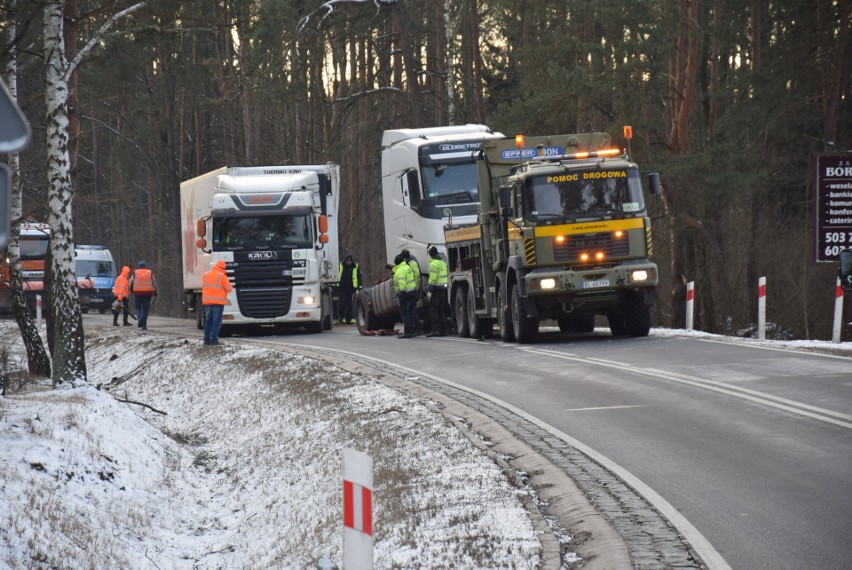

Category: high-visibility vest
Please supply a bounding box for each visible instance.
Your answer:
[393,262,417,293]
[429,258,448,287]
[202,267,233,305]
[339,262,360,288]
[112,273,130,300]
[132,268,155,294]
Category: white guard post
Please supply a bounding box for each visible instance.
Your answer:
[343,448,373,569]
[685,281,694,330]
[757,276,766,340]
[36,294,42,323]
[832,277,844,344]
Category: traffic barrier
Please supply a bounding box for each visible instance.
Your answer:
[832,277,844,344]
[757,277,766,340]
[343,448,373,569]
[685,281,694,330]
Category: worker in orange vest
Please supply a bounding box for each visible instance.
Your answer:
[111,265,132,327]
[202,259,233,346]
[129,260,157,330]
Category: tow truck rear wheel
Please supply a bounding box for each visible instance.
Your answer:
[498,285,515,342]
[466,287,483,339]
[322,291,333,330]
[511,283,539,343]
[454,286,470,338]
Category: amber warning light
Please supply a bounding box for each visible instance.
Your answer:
[515,134,525,148]
[623,125,633,140]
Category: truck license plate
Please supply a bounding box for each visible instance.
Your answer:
[581,279,610,289]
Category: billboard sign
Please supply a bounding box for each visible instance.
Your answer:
[815,153,852,263]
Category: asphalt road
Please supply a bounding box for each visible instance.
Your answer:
[91,314,852,569]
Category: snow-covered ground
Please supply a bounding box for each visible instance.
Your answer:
[1,321,850,569]
[0,324,542,568]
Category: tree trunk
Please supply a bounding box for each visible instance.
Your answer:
[3,2,51,378]
[43,0,87,385]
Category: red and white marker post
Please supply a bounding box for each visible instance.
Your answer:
[832,277,844,344]
[36,294,42,323]
[685,281,695,330]
[343,448,373,569]
[757,277,766,340]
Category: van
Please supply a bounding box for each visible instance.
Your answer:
[75,245,117,314]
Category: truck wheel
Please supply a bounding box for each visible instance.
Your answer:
[625,291,651,337]
[511,283,539,343]
[322,291,333,330]
[498,286,515,342]
[454,287,470,338]
[467,287,482,339]
[305,320,323,334]
[195,295,205,330]
[607,313,628,336]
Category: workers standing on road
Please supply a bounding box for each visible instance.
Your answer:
[338,254,362,325]
[401,249,423,334]
[202,260,233,346]
[393,253,419,338]
[426,247,449,337]
[129,260,157,330]
[111,265,132,327]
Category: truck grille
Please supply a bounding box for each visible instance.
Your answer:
[553,234,630,262]
[229,260,295,318]
[237,287,292,318]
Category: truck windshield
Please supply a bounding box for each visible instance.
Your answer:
[20,237,49,259]
[212,215,312,250]
[524,168,645,222]
[421,162,479,203]
[76,260,116,277]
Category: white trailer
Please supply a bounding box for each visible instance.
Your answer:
[355,125,503,332]
[180,164,340,334]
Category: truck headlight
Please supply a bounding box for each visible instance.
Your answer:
[540,278,557,290]
[298,295,316,305]
[631,270,649,282]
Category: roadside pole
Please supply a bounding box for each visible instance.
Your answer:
[757,277,766,340]
[832,278,843,343]
[685,281,694,330]
[343,448,373,569]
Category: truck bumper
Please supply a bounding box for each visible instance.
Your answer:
[523,260,658,298]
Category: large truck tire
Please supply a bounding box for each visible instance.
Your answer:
[498,285,515,342]
[626,291,652,337]
[511,283,539,343]
[305,320,323,334]
[454,286,470,338]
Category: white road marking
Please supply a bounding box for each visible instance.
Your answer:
[521,348,852,430]
[564,405,642,412]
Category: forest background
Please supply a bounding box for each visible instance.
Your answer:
[2,0,850,349]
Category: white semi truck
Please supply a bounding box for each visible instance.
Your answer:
[355,125,504,332]
[180,164,340,334]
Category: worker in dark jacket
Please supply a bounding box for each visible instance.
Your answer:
[338,254,362,325]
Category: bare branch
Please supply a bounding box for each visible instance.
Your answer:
[66,2,147,79]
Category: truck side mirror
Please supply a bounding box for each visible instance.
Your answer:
[648,172,661,196]
[196,218,206,238]
[840,249,852,292]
